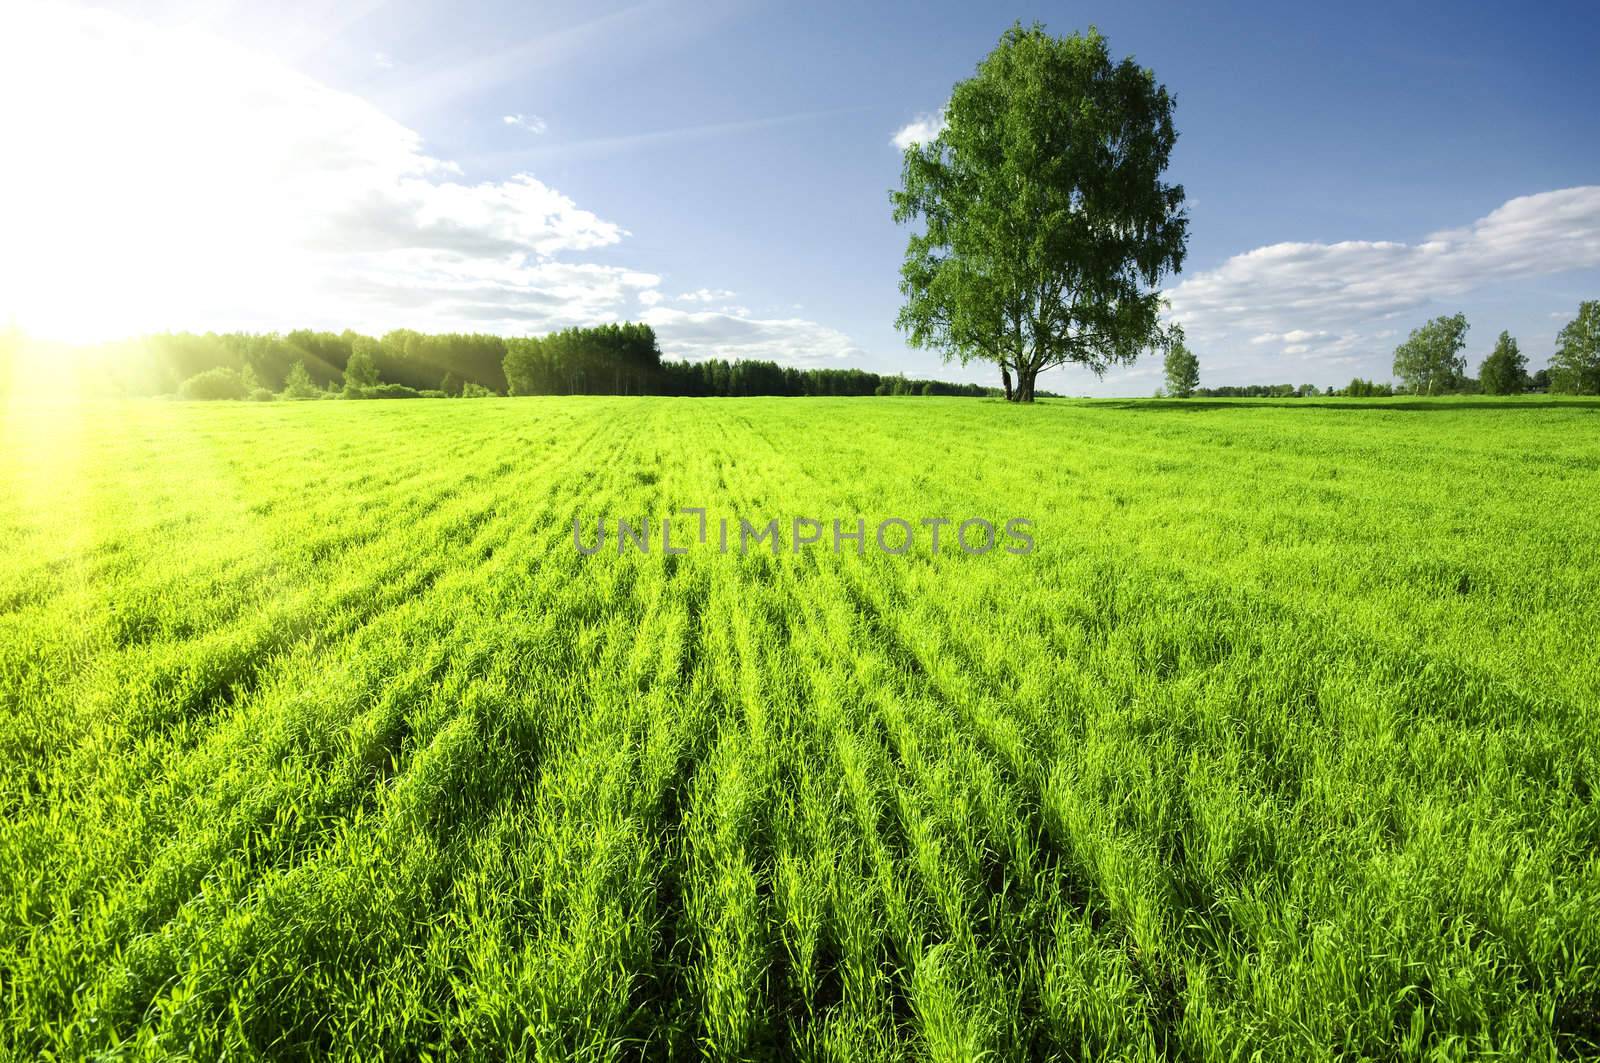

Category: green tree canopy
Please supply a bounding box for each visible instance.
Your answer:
[1478,331,1526,396]
[1549,300,1600,395]
[281,360,318,399]
[343,343,380,393]
[892,24,1188,402]
[1392,314,1468,396]
[1163,328,1199,398]
[177,367,247,401]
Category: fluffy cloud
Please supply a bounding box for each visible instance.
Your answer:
[891,110,946,151]
[641,307,863,365]
[674,288,738,303]
[0,2,859,369]
[502,113,547,134]
[1145,186,1600,385]
[0,5,641,339]
[1165,187,1600,373]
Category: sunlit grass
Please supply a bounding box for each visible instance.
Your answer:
[1,396,1597,1059]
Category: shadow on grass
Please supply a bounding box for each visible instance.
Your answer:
[1088,398,1600,413]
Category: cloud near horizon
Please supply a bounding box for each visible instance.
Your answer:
[639,307,862,365]
[0,3,861,369]
[1157,186,1600,382]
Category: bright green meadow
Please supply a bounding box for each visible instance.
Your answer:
[1,395,1598,1060]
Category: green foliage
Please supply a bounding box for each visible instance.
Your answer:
[892,24,1187,401]
[376,330,508,394]
[1549,300,1600,395]
[1342,377,1395,398]
[176,366,247,400]
[1392,313,1469,395]
[504,322,661,396]
[59,330,518,397]
[343,344,380,393]
[281,360,319,400]
[1163,330,1200,397]
[12,327,1003,401]
[1478,331,1527,395]
[1,397,1597,1059]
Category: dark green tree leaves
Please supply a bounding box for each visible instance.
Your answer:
[343,343,381,394]
[1163,331,1200,398]
[892,24,1188,402]
[1478,331,1526,395]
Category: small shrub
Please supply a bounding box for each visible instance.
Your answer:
[281,361,319,400]
[177,367,247,400]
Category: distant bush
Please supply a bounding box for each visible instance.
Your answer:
[247,387,275,402]
[177,367,247,400]
[460,382,494,398]
[280,360,319,400]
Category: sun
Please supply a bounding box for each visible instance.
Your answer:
[0,4,301,344]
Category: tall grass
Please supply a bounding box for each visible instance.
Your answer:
[1,395,1597,1059]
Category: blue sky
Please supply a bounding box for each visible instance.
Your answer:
[2,0,1597,394]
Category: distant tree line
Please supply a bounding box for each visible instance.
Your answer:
[1386,304,1599,396]
[72,328,510,398]
[500,325,998,397]
[1151,301,1598,400]
[13,299,1593,402]
[1188,383,1328,398]
[17,324,1003,401]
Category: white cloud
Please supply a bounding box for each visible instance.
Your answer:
[891,110,945,151]
[642,307,863,366]
[4,3,864,356]
[0,5,649,339]
[502,112,547,135]
[1161,186,1600,380]
[674,288,737,303]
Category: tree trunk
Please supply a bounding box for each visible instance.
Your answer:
[1015,366,1038,403]
[1001,365,1014,402]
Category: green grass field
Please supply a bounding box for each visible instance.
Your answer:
[2,395,1598,1060]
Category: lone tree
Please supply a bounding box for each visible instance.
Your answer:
[343,344,380,394]
[1163,327,1199,397]
[1392,313,1468,395]
[1549,300,1600,395]
[1478,331,1526,395]
[892,24,1188,402]
[281,360,319,399]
